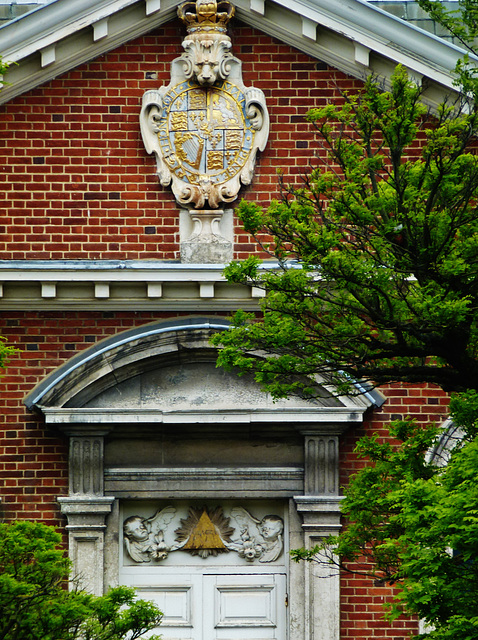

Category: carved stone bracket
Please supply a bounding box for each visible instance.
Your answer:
[180,208,233,263]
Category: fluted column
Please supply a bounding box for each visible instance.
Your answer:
[58,435,113,595]
[294,430,344,640]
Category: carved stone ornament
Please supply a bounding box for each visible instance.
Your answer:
[139,0,269,210]
[175,506,235,558]
[123,505,284,563]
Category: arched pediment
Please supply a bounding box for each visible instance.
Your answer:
[25,317,379,431]
[427,419,465,467]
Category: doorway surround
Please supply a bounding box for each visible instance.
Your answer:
[25,317,378,640]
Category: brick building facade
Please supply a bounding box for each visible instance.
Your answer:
[0,0,464,638]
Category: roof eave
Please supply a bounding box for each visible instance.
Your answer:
[0,0,473,106]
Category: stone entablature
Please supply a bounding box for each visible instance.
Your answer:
[0,260,265,310]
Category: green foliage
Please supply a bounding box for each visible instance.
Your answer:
[417,0,478,57]
[213,46,478,639]
[213,66,478,397]
[0,55,10,84]
[291,394,478,640]
[0,336,17,372]
[0,521,162,640]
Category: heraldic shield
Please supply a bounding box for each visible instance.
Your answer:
[140,0,269,210]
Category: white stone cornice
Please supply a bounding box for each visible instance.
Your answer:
[0,0,473,106]
[0,260,261,310]
[40,405,366,425]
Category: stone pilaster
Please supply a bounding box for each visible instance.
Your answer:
[294,431,344,640]
[304,433,339,496]
[59,435,113,595]
[70,435,104,496]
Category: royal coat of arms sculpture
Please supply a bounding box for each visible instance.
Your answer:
[140,0,269,222]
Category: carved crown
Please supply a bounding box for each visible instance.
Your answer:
[178,0,235,34]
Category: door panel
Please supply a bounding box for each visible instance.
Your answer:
[136,584,194,629]
[134,573,286,640]
[120,501,288,640]
[206,574,286,640]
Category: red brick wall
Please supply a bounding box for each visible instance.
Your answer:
[339,384,450,638]
[0,19,446,639]
[0,310,193,526]
[0,20,362,261]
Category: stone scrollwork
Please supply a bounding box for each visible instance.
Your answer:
[123,505,284,564]
[139,0,269,211]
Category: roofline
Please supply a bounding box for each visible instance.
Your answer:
[0,0,473,105]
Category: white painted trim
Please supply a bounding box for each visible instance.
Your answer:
[302,16,317,41]
[0,0,473,106]
[40,43,55,66]
[93,17,109,41]
[145,0,161,14]
[0,0,138,63]
[250,0,264,15]
[0,261,231,282]
[0,261,261,310]
[354,42,370,67]
[41,406,366,423]
[41,282,57,298]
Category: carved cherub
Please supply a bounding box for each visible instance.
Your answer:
[230,507,284,562]
[123,506,176,563]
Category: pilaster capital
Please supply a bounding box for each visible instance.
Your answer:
[58,496,115,530]
[293,495,343,537]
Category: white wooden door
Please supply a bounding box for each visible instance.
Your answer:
[134,572,287,640]
[204,573,287,640]
[120,501,288,640]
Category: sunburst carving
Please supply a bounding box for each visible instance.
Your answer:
[175,506,235,558]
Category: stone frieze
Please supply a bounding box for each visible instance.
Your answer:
[123,505,284,563]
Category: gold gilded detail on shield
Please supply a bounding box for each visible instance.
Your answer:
[225,129,242,149]
[207,150,224,171]
[170,111,188,131]
[189,90,207,110]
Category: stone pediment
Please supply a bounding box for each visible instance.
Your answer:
[0,0,474,109]
[25,318,379,430]
[83,360,342,410]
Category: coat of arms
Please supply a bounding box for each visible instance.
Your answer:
[140,0,269,210]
